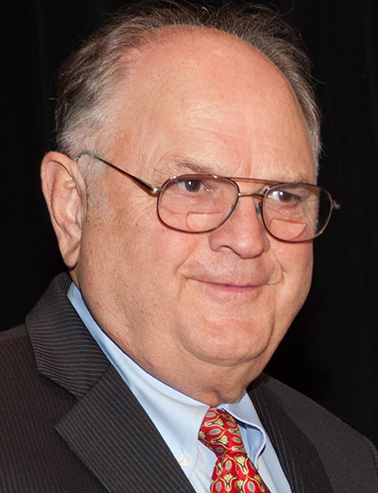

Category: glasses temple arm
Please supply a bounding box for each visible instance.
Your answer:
[78,150,160,196]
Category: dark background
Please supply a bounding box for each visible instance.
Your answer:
[2,1,377,446]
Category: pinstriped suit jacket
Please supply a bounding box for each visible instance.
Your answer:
[1,273,377,492]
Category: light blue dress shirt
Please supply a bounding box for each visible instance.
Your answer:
[68,283,291,492]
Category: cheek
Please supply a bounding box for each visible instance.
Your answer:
[108,191,201,282]
[277,242,313,306]
[145,224,202,274]
[275,239,313,272]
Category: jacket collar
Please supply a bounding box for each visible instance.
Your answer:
[249,374,333,492]
[26,273,195,493]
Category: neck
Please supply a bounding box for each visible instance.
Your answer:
[137,355,266,406]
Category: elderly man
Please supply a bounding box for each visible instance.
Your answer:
[1,2,377,492]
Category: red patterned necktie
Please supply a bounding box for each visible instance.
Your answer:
[199,407,271,493]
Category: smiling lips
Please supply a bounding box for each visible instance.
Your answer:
[200,280,261,290]
[192,268,280,290]
[193,277,272,298]
[187,259,282,296]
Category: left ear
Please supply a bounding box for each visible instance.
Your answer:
[41,151,87,268]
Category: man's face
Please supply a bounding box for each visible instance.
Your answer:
[73,28,315,402]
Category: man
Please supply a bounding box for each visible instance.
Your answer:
[1,1,377,492]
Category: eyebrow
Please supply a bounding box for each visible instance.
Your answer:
[164,157,217,176]
[155,157,314,184]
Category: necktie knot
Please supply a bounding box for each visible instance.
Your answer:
[199,408,246,458]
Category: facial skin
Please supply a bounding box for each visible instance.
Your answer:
[42,27,315,405]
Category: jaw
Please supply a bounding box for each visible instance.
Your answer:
[124,315,282,406]
[148,349,272,406]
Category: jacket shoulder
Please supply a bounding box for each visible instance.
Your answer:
[0,293,106,491]
[250,374,378,488]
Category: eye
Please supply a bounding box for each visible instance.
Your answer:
[176,177,212,194]
[269,189,300,204]
[182,179,205,193]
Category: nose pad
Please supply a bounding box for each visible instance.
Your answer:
[254,200,262,215]
[231,192,264,226]
[238,192,263,220]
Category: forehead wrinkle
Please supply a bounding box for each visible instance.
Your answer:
[171,157,217,175]
[151,157,218,182]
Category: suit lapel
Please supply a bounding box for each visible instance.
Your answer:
[249,375,333,493]
[56,366,195,493]
[27,274,195,493]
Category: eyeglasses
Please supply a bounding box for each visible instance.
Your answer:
[78,150,339,243]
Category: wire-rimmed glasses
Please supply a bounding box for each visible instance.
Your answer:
[78,150,339,243]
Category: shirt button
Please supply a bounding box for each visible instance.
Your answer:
[178,454,192,468]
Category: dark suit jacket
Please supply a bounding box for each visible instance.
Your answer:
[1,273,377,492]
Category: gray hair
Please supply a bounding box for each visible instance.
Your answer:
[55,1,321,165]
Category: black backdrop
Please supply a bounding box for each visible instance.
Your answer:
[2,1,378,446]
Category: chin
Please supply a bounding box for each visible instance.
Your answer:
[193,341,270,370]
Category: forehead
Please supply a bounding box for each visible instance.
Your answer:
[110,26,315,182]
[122,26,291,112]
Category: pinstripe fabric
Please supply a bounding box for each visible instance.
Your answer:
[0,324,106,492]
[26,273,110,400]
[56,366,194,492]
[249,375,378,491]
[1,273,378,492]
[249,378,328,492]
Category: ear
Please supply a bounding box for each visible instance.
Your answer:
[41,151,87,268]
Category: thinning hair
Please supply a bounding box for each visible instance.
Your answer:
[55,0,321,166]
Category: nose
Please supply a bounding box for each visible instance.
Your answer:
[208,195,270,258]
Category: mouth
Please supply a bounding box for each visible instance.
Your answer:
[199,279,258,289]
[194,279,264,298]
[186,263,281,299]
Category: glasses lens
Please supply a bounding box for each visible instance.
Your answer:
[262,183,332,242]
[157,175,238,232]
